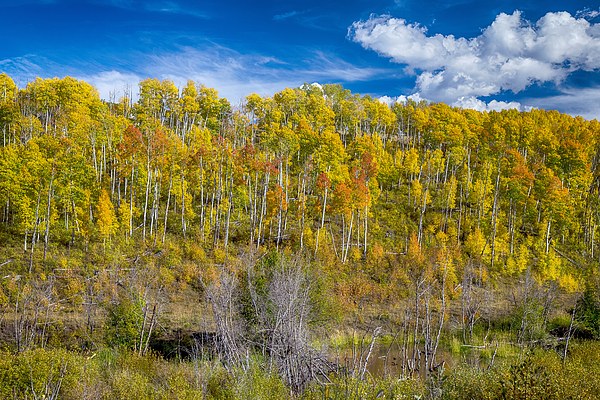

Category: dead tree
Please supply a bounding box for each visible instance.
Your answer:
[199,265,247,371]
[246,254,335,393]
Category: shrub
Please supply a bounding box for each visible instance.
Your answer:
[104,298,144,349]
[0,348,89,400]
[442,344,600,399]
[574,284,600,338]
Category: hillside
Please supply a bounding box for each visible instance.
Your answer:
[1,73,600,398]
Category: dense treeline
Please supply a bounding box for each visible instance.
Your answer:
[1,72,600,398]
[1,73,599,278]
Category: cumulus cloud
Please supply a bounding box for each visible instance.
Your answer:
[379,93,530,114]
[451,96,531,113]
[378,93,429,106]
[349,11,600,106]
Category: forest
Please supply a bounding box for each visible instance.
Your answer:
[1,72,600,398]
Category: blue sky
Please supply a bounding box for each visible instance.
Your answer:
[2,0,600,119]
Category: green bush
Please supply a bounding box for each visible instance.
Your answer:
[303,375,424,400]
[511,297,547,342]
[0,348,90,400]
[104,298,143,349]
[206,369,236,400]
[442,343,600,399]
[574,284,600,338]
[110,368,155,400]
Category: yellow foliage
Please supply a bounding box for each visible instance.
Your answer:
[118,201,134,233]
[349,246,362,262]
[558,273,579,293]
[443,176,457,209]
[179,262,197,283]
[159,267,176,286]
[403,147,420,176]
[96,189,118,240]
[371,242,384,264]
[534,250,563,283]
[214,247,226,264]
[435,230,448,248]
[465,228,487,257]
[412,179,431,208]
[505,256,517,275]
[304,226,315,249]
[515,246,529,274]
[265,185,287,220]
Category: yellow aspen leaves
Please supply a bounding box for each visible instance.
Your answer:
[97,189,118,242]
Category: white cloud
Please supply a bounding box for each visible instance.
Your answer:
[378,93,531,114]
[576,8,600,20]
[2,44,383,104]
[349,11,600,106]
[0,55,46,77]
[521,86,600,121]
[78,70,141,101]
[378,93,429,106]
[141,46,383,102]
[452,96,530,113]
[144,1,209,18]
[273,10,305,21]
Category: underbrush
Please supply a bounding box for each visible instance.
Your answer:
[1,341,600,399]
[442,341,600,399]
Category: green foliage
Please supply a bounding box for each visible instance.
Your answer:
[443,343,600,399]
[205,369,236,400]
[238,251,276,328]
[498,354,557,400]
[511,296,548,343]
[104,298,143,349]
[575,283,600,338]
[110,368,155,399]
[2,74,600,399]
[0,348,92,400]
[228,366,288,400]
[303,374,424,400]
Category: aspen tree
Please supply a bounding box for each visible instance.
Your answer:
[97,189,118,248]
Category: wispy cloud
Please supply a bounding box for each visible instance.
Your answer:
[78,70,141,101]
[576,7,600,20]
[273,10,305,21]
[141,45,384,101]
[87,0,133,9]
[271,10,334,31]
[1,44,385,103]
[0,54,74,84]
[86,0,208,17]
[520,86,600,121]
[0,55,45,76]
[349,10,600,118]
[144,1,209,18]
[0,54,140,100]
